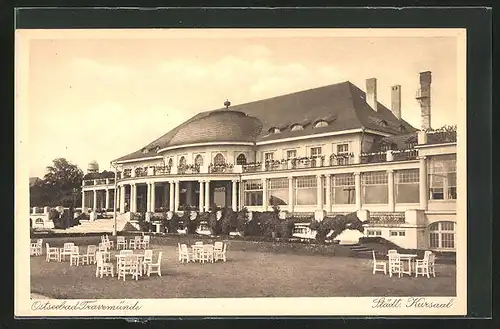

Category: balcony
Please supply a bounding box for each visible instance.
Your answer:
[178,165,200,175]
[360,149,418,164]
[242,154,356,173]
[208,164,234,174]
[367,212,406,224]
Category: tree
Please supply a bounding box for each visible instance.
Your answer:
[30,158,84,207]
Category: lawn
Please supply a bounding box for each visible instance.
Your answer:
[31,238,456,299]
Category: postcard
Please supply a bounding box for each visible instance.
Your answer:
[15,27,467,317]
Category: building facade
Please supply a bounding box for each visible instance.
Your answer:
[82,71,457,251]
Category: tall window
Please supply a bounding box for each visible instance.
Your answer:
[310,147,322,157]
[396,169,420,203]
[286,149,297,159]
[428,155,457,200]
[244,180,263,206]
[214,153,225,165]
[264,152,274,162]
[178,156,187,167]
[194,154,204,166]
[236,153,247,165]
[428,221,455,249]
[268,178,289,206]
[362,171,388,204]
[336,143,350,165]
[295,176,317,206]
[167,158,173,167]
[332,174,355,204]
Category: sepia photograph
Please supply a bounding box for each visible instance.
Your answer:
[15,27,467,317]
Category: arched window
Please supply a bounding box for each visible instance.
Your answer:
[178,156,187,167]
[314,120,329,128]
[428,221,455,249]
[290,124,304,131]
[236,153,247,165]
[168,158,173,167]
[194,154,204,166]
[213,153,225,165]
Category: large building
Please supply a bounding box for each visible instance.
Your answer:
[82,71,457,251]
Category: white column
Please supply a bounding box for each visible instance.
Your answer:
[81,191,86,209]
[388,169,395,212]
[169,181,174,211]
[131,183,137,213]
[231,180,238,211]
[120,185,125,213]
[150,182,156,212]
[174,181,180,212]
[93,190,97,210]
[316,175,323,210]
[288,177,294,213]
[355,172,362,210]
[204,180,210,212]
[105,188,110,210]
[262,178,268,211]
[145,183,151,212]
[199,181,205,212]
[325,174,332,213]
[419,156,428,210]
[163,183,168,208]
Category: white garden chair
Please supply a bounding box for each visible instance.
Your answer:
[98,243,111,261]
[371,250,387,275]
[69,246,83,266]
[141,235,151,249]
[45,243,60,262]
[142,250,153,273]
[105,235,114,249]
[201,245,214,264]
[213,243,227,262]
[388,253,402,278]
[129,236,142,250]
[177,243,182,261]
[81,245,97,265]
[146,252,163,277]
[60,243,74,261]
[179,244,192,263]
[30,239,43,256]
[415,252,436,278]
[116,236,127,250]
[95,251,114,278]
[117,255,140,281]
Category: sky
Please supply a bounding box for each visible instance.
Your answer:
[22,29,462,178]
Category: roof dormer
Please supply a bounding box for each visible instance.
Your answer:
[290,124,304,131]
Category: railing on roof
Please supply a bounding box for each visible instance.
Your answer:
[360,149,418,164]
[178,165,200,175]
[426,131,457,144]
[242,153,356,173]
[209,163,234,174]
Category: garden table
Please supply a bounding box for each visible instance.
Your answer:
[398,254,418,276]
[191,244,214,262]
[115,254,145,275]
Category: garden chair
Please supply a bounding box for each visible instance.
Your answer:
[142,250,153,274]
[117,255,140,281]
[388,253,402,278]
[98,243,111,261]
[95,251,114,278]
[105,235,114,249]
[141,235,151,249]
[81,245,97,265]
[70,246,84,266]
[179,244,192,263]
[129,236,142,250]
[60,243,74,261]
[45,243,60,262]
[116,236,127,250]
[30,239,43,256]
[415,252,436,278]
[214,243,227,262]
[371,250,387,275]
[214,241,223,251]
[201,245,214,264]
[146,252,163,277]
[177,243,182,261]
[120,250,133,255]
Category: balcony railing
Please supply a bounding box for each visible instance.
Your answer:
[209,164,234,174]
[368,212,406,224]
[360,149,418,164]
[178,165,200,175]
[242,154,356,173]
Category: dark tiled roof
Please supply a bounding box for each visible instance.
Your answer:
[114,81,417,162]
[83,170,115,180]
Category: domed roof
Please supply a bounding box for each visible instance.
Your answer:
[168,110,263,147]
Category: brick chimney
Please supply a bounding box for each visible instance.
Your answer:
[391,85,402,120]
[366,78,378,112]
[416,71,432,130]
